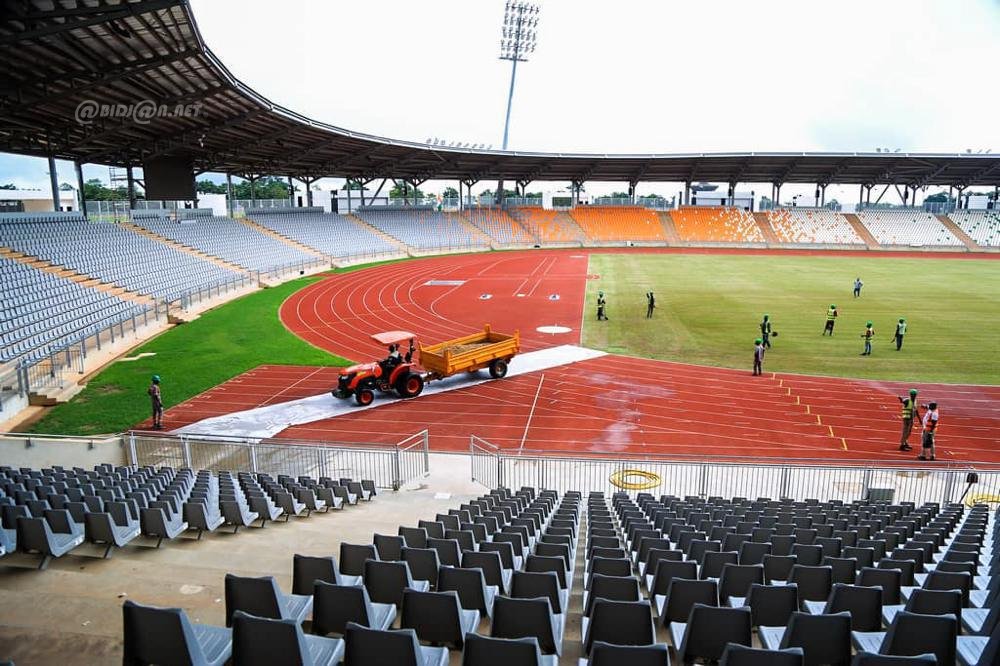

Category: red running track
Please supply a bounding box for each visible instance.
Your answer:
[161,248,1000,462]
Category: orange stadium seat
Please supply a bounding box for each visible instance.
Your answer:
[463,207,535,245]
[669,207,765,243]
[509,207,585,243]
[567,206,667,242]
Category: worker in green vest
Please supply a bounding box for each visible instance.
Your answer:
[822,304,838,336]
[897,388,921,451]
[894,318,907,350]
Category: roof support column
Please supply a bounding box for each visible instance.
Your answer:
[815,184,821,207]
[775,183,782,208]
[728,182,736,207]
[497,179,505,208]
[629,181,637,205]
[303,177,317,207]
[74,160,86,218]
[346,181,352,214]
[127,166,137,211]
[684,181,691,206]
[358,179,370,208]
[462,179,478,208]
[248,175,258,207]
[226,173,234,217]
[457,181,463,211]
[866,185,872,205]
[47,155,60,212]
[859,184,864,205]
[287,176,294,206]
[956,186,966,210]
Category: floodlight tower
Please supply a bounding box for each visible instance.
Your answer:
[499,2,539,151]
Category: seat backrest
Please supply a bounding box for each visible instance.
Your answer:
[745,583,799,627]
[719,643,804,666]
[461,633,544,666]
[882,611,957,666]
[492,595,558,654]
[584,573,639,617]
[122,600,210,665]
[363,560,410,607]
[401,546,441,587]
[856,567,901,605]
[525,554,567,587]
[780,611,852,666]
[437,566,488,613]
[232,610,310,665]
[922,570,971,606]
[400,589,462,645]
[718,564,765,600]
[417,519,445,539]
[585,599,655,655]
[398,526,428,549]
[479,540,516,569]
[312,581,370,637]
[825,583,883,631]
[650,558,698,595]
[224,574,282,626]
[373,533,405,562]
[679,604,752,663]
[511,570,564,614]
[663,578,718,623]
[344,622,420,666]
[589,641,671,666]
[904,588,962,620]
[790,565,833,602]
[292,554,338,595]
[340,542,377,576]
[16,516,52,553]
[427,537,461,567]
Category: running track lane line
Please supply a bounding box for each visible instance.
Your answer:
[519,374,545,452]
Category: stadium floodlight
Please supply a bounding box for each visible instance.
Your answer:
[499,1,540,150]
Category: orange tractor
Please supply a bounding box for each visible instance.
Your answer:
[333,326,520,406]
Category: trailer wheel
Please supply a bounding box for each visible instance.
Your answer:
[397,373,425,398]
[355,388,375,406]
[489,358,509,379]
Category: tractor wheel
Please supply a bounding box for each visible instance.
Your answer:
[355,388,375,406]
[397,373,425,398]
[489,358,509,379]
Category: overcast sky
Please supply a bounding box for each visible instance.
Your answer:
[3,0,998,200]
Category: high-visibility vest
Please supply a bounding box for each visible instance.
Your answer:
[827,308,837,321]
[901,398,916,419]
[897,322,907,336]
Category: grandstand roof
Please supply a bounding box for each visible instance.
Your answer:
[3,0,999,188]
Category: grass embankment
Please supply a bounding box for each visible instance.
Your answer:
[582,253,1000,384]
[29,276,350,436]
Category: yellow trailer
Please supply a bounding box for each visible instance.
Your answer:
[418,325,520,379]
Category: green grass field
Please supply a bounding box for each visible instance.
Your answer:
[28,276,350,436]
[582,253,1000,384]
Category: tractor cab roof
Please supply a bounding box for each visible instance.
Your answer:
[371,331,417,346]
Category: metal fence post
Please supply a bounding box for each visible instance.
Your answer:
[942,470,957,504]
[128,431,138,465]
[779,466,791,500]
[392,446,401,491]
[181,436,192,468]
[249,442,258,473]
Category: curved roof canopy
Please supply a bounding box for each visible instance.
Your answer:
[2,0,999,187]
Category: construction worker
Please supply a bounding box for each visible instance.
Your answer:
[860,321,875,355]
[897,388,921,451]
[894,318,907,350]
[853,277,864,298]
[646,291,655,319]
[760,314,772,349]
[823,304,838,336]
[597,291,608,321]
[148,375,163,430]
[752,338,765,376]
[918,401,939,461]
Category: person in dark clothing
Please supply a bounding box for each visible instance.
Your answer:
[148,375,163,430]
[823,304,838,335]
[752,338,765,376]
[760,314,772,348]
[894,318,907,350]
[853,277,863,298]
[646,291,655,319]
[597,291,608,321]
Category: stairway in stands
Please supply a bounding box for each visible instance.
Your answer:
[655,212,681,244]
[238,217,331,260]
[449,212,494,246]
[344,214,410,253]
[752,212,780,244]
[935,214,979,250]
[842,214,881,249]
[121,222,249,276]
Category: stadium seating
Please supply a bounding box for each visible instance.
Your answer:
[948,209,1000,247]
[0,256,148,362]
[0,213,243,301]
[131,211,318,274]
[247,208,400,259]
[669,206,766,243]
[767,209,866,245]
[855,209,963,246]
[463,207,535,245]
[508,207,586,244]
[355,206,490,251]
[568,206,668,242]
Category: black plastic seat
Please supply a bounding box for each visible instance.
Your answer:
[122,600,231,666]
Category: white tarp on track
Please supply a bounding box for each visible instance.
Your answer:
[175,345,606,440]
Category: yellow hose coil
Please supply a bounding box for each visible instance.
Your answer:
[609,469,661,491]
[965,493,1000,507]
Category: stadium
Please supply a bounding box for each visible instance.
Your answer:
[1,0,999,664]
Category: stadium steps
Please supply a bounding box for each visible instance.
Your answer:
[343,214,411,254]
[842,214,881,249]
[555,210,589,242]
[121,221,250,276]
[462,209,539,245]
[28,381,85,406]
[0,246,154,306]
[936,214,979,250]
[655,211,681,244]
[449,212,495,245]
[752,212,781,244]
[238,216,332,261]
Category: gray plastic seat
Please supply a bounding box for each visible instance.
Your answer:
[856,567,902,605]
[339,542,377,585]
[84,501,141,557]
[462,549,512,594]
[374,533,405,562]
[402,546,442,588]
[140,505,188,547]
[583,599,655,656]
[586,641,670,666]
[247,494,283,525]
[718,563,765,601]
[461,634,556,666]
[657,578,718,625]
[850,652,936,665]
[881,588,962,628]
[183,501,224,539]
[730,583,799,628]
[760,610,852,666]
[491,595,563,656]
[399,526,429,549]
[16,513,85,569]
[343,622,448,666]
[512,570,568,616]
[789,565,833,605]
[957,616,1000,666]
[852,611,958,666]
[122,599,231,666]
[223,574,312,627]
[803,583,883,631]
[438,566,497,617]
[720,644,805,666]
[292,554,352,595]
[275,491,307,519]
[312,581,395,637]
[232,610,343,665]
[294,487,327,514]
[401,589,479,648]
[673,603,752,662]
[363,559,429,608]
